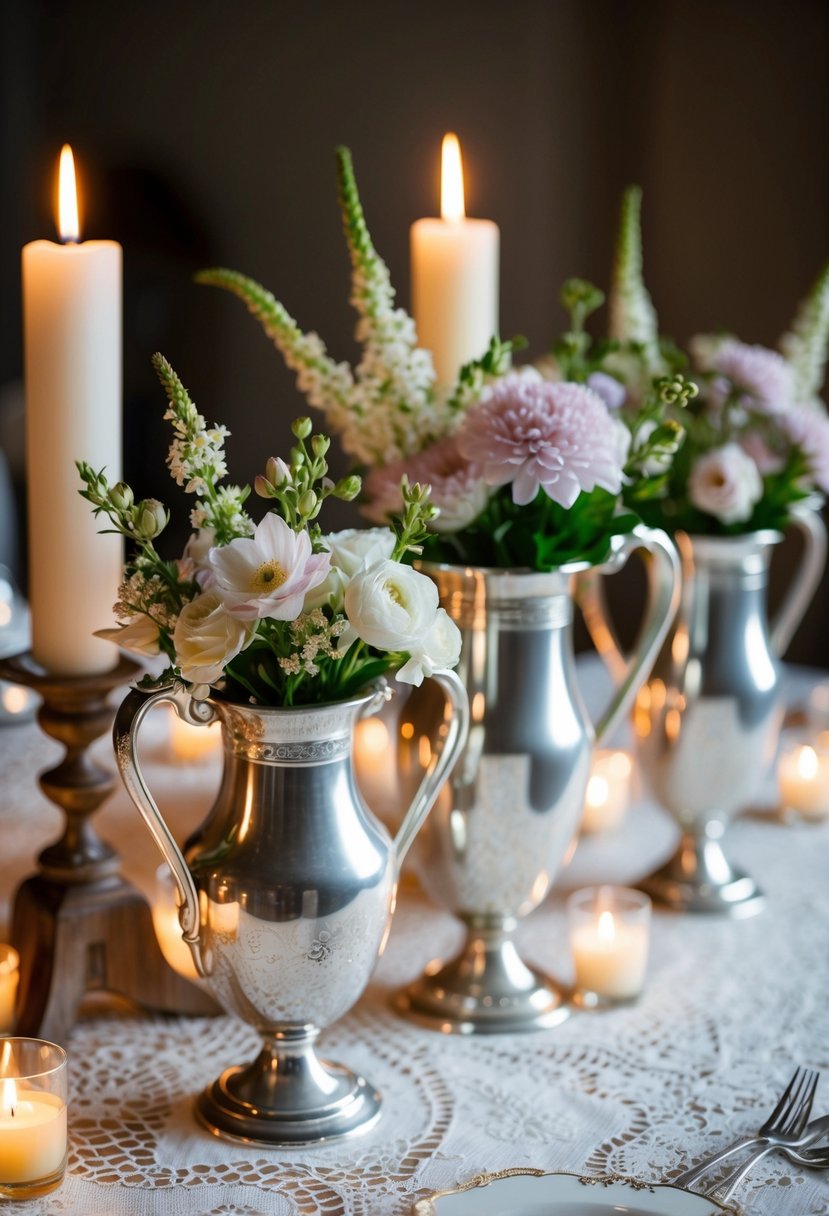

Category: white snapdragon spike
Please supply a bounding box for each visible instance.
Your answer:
[688,443,763,524]
[208,513,331,621]
[95,614,161,658]
[173,591,251,685]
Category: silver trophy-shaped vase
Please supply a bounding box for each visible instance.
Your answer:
[395,525,679,1034]
[114,673,468,1146]
[585,509,826,915]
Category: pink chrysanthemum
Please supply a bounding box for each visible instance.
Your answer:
[782,404,829,492]
[705,340,795,415]
[363,436,490,533]
[455,374,628,508]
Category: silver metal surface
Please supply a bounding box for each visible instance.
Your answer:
[113,672,468,1145]
[633,519,826,914]
[397,526,679,1033]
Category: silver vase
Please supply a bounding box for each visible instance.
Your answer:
[394,525,680,1034]
[585,509,826,915]
[113,673,468,1146]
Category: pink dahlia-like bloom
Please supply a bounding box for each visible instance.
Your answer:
[207,512,331,621]
[363,436,490,533]
[705,339,794,415]
[782,404,829,493]
[455,374,627,508]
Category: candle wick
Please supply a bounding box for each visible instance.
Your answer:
[9,1105,14,1118]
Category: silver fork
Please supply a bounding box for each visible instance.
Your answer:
[673,1066,820,1192]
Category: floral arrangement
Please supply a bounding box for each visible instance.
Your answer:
[598,187,829,535]
[78,355,460,705]
[195,150,685,571]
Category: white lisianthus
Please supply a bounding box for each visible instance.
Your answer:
[396,607,462,686]
[208,512,330,621]
[173,591,251,686]
[95,614,161,658]
[688,443,763,524]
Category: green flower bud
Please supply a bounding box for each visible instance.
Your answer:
[108,482,134,511]
[298,489,318,516]
[336,475,362,501]
[134,498,168,539]
[291,417,313,440]
[311,434,330,458]
[265,456,290,487]
[254,474,274,498]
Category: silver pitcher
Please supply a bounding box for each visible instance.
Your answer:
[113,672,468,1145]
[394,524,679,1034]
[587,510,826,915]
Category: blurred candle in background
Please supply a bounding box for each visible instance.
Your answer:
[410,132,499,387]
[22,145,122,675]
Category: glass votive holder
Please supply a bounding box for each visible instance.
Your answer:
[581,749,633,835]
[0,1038,68,1200]
[777,732,829,821]
[568,886,651,1009]
[0,948,19,1033]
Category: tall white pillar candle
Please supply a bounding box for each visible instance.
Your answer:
[410,133,499,388]
[22,146,122,675]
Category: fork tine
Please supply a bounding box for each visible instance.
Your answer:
[784,1069,819,1137]
[758,1067,803,1136]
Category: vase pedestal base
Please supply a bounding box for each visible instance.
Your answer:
[196,1035,381,1146]
[395,929,570,1035]
[638,832,764,917]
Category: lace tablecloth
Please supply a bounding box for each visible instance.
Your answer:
[1,662,828,1216]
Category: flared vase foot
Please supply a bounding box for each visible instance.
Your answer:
[394,930,570,1034]
[638,832,764,917]
[195,1038,381,1146]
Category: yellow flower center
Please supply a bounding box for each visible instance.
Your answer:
[251,561,287,593]
[386,581,405,606]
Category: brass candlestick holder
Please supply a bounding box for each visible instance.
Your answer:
[0,651,217,1042]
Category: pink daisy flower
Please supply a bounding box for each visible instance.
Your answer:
[207,512,331,621]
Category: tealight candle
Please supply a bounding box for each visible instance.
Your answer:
[568,886,651,1008]
[0,947,19,1032]
[0,1038,68,1200]
[581,749,633,834]
[778,738,829,820]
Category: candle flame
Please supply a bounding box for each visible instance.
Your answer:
[797,745,819,780]
[597,910,616,945]
[58,144,80,242]
[2,685,28,714]
[586,774,610,809]
[1,1077,17,1118]
[440,132,465,222]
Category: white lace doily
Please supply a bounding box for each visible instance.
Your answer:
[1,665,828,1215]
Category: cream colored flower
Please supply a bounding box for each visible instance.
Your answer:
[95,614,161,658]
[688,443,763,524]
[397,607,462,686]
[173,591,251,686]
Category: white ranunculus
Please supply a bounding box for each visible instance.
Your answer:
[688,443,763,524]
[173,591,251,686]
[342,559,439,654]
[95,614,161,658]
[324,528,396,578]
[397,608,462,686]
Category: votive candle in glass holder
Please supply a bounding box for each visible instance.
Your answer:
[0,1038,68,1200]
[581,749,633,834]
[0,948,19,1033]
[568,886,651,1009]
[778,733,829,821]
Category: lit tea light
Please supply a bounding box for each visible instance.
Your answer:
[168,708,221,762]
[0,683,39,725]
[0,1038,68,1199]
[778,739,829,820]
[0,947,19,1032]
[151,877,200,982]
[568,886,651,1008]
[581,749,632,834]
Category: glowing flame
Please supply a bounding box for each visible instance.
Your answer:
[440,132,465,222]
[58,144,80,242]
[1,1077,17,1118]
[597,910,616,945]
[797,745,819,781]
[586,774,610,809]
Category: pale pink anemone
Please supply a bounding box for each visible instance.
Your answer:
[782,404,829,493]
[363,436,490,533]
[455,374,628,508]
[704,340,795,415]
[207,512,331,621]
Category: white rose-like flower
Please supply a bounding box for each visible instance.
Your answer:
[173,591,251,686]
[342,559,440,654]
[397,607,462,687]
[325,528,395,577]
[688,443,763,524]
[95,614,161,658]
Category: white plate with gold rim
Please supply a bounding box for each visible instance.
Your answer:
[412,1169,735,1215]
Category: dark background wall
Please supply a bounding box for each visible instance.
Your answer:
[2,0,828,662]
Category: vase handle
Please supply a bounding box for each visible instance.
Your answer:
[389,669,469,867]
[580,525,681,745]
[113,684,216,975]
[769,507,827,658]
